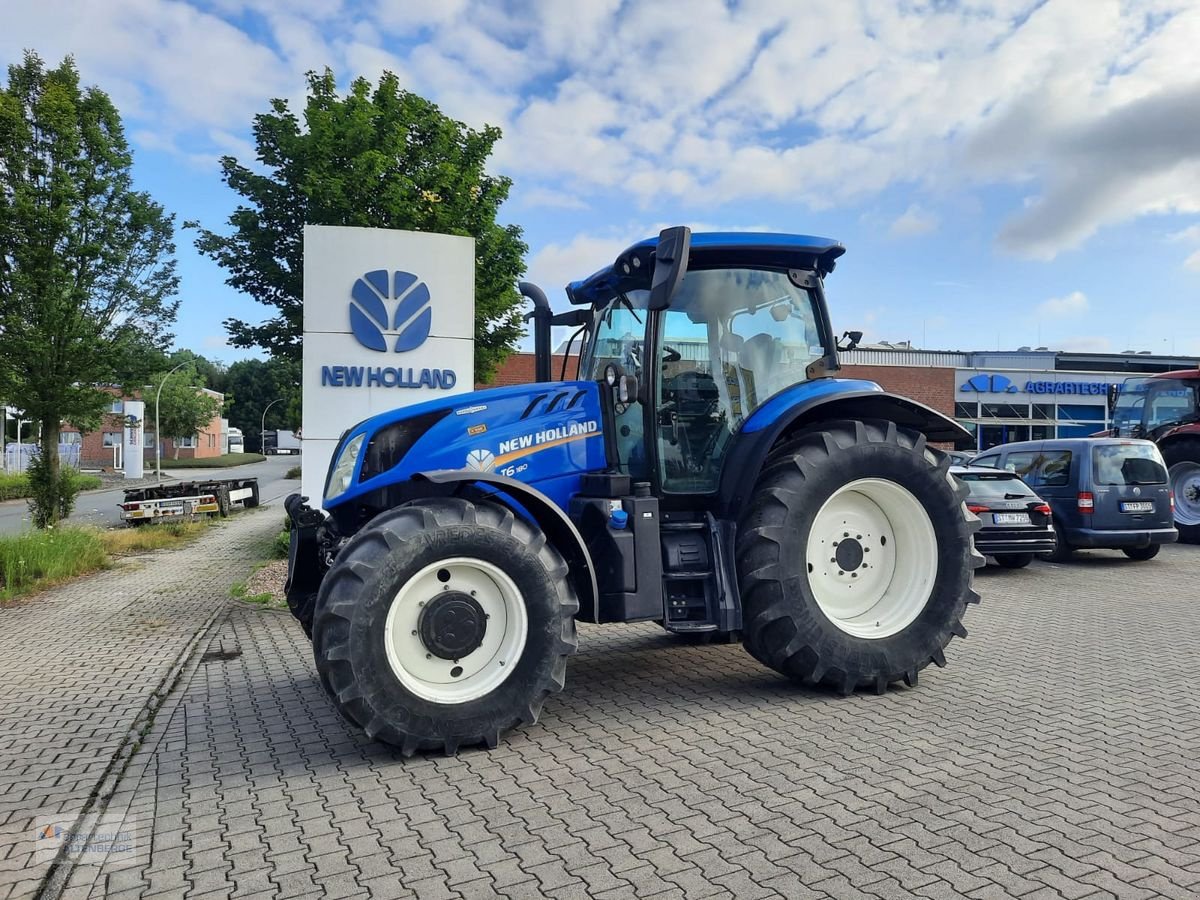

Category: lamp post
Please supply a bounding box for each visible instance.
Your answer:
[261,398,284,454]
[155,361,190,482]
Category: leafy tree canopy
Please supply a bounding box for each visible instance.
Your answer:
[224,357,300,452]
[191,68,528,382]
[0,51,178,523]
[149,364,223,458]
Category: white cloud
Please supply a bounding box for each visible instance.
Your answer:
[1037,291,1089,318]
[1185,249,1200,272]
[7,0,1200,262]
[889,204,939,238]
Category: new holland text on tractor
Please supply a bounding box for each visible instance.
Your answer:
[285,228,983,755]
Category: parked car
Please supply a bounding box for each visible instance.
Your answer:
[944,449,976,466]
[970,438,1177,561]
[951,466,1056,568]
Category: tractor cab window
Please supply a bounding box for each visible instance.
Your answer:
[1144,381,1198,432]
[656,267,826,493]
[588,292,650,478]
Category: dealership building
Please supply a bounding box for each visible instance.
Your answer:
[492,345,1199,452]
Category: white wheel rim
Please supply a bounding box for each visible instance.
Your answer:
[383,557,527,704]
[805,477,938,639]
[1172,461,1200,526]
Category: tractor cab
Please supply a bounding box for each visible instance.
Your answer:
[1111,373,1200,439]
[529,229,847,496]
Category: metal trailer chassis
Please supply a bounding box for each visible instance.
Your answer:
[119,477,259,523]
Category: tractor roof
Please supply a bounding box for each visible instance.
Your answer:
[565,231,845,306]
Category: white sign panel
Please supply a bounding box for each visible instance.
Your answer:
[123,400,144,479]
[302,225,475,503]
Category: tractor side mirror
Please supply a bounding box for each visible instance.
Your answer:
[1106,383,1119,414]
[838,330,863,351]
[619,374,639,406]
[648,226,692,311]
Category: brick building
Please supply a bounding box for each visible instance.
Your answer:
[62,387,226,470]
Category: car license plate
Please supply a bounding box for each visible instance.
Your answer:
[994,512,1030,525]
[1121,501,1154,513]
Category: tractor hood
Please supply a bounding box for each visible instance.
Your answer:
[322,381,607,510]
[566,231,845,306]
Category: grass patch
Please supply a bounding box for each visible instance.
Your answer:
[159,452,265,469]
[99,520,212,556]
[0,528,110,600]
[0,468,102,501]
[230,580,275,606]
[284,465,301,479]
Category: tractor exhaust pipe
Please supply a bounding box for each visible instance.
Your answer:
[520,281,553,382]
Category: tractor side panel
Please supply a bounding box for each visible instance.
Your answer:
[381,381,609,511]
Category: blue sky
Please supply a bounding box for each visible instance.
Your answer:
[6,0,1200,361]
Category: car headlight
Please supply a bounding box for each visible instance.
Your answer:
[325,434,364,501]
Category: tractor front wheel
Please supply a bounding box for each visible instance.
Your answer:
[736,419,982,694]
[311,498,578,755]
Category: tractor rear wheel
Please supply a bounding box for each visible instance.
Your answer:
[1162,438,1200,544]
[736,419,982,694]
[311,498,578,755]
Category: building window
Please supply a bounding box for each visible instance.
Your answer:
[143,432,155,448]
[60,432,81,445]
[1032,404,1055,420]
[981,403,1029,419]
[102,432,119,447]
[109,399,124,414]
[954,402,977,419]
[177,436,196,449]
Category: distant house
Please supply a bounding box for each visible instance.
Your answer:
[61,387,226,470]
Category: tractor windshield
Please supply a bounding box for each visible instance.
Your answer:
[657,267,827,492]
[1114,377,1199,437]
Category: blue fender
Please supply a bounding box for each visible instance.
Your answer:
[717,380,972,516]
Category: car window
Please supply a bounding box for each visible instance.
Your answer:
[1006,450,1072,488]
[957,473,1037,499]
[973,455,1000,468]
[1092,443,1167,486]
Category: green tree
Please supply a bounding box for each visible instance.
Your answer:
[225,357,300,452]
[167,349,229,395]
[0,52,178,524]
[191,68,527,382]
[150,365,224,459]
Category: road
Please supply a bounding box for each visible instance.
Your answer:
[0,454,300,534]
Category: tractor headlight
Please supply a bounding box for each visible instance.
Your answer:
[325,434,365,501]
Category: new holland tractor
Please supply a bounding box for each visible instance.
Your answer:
[285,227,983,755]
[1109,368,1200,543]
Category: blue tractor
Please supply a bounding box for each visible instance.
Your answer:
[285,227,982,755]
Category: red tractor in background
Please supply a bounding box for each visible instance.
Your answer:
[1108,368,1200,543]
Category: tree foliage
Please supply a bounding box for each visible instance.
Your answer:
[149,365,223,459]
[192,69,527,382]
[0,52,178,524]
[224,357,300,452]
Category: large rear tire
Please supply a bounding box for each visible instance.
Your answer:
[736,420,982,694]
[311,498,578,755]
[1162,438,1200,544]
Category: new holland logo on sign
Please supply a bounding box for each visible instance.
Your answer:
[321,268,456,390]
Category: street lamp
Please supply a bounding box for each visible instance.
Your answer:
[155,361,190,482]
[261,398,284,454]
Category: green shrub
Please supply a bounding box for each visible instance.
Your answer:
[26,452,81,528]
[0,527,109,599]
[0,468,99,503]
[284,465,301,479]
[272,529,290,559]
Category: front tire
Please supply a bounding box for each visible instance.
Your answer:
[311,498,578,755]
[736,420,982,695]
[1162,438,1200,544]
[1123,545,1161,561]
[994,553,1034,569]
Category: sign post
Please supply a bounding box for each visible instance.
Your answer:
[301,226,475,505]
[123,401,145,479]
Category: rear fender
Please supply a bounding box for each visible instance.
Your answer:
[412,470,599,623]
[718,388,972,516]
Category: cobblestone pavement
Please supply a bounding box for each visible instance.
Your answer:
[0,510,281,900]
[16,541,1200,899]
